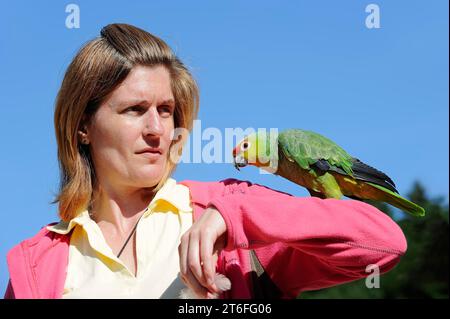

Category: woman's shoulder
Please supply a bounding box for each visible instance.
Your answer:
[6,222,70,298]
[7,222,69,259]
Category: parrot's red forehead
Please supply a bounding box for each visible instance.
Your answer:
[232,145,239,156]
[232,139,246,156]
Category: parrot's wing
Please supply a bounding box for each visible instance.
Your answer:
[350,158,398,193]
[278,129,354,176]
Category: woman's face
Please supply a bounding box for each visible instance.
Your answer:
[84,65,175,191]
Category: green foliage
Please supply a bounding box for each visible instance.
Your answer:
[299,181,449,299]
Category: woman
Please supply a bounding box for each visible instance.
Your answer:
[4,23,407,299]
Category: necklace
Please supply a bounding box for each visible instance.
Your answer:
[116,208,147,258]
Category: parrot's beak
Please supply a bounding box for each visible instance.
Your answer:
[233,154,248,171]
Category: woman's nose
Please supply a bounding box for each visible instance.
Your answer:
[143,107,164,136]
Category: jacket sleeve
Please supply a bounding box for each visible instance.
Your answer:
[207,180,407,296]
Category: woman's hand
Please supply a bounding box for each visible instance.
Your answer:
[178,205,227,298]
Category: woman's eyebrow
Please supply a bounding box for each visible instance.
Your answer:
[112,98,175,108]
[160,98,175,106]
[118,99,148,107]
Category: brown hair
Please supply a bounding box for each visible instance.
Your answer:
[54,23,199,221]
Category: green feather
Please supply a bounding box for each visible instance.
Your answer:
[278,129,354,176]
[368,182,425,217]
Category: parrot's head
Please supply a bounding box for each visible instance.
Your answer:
[232,131,278,171]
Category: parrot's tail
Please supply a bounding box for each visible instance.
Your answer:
[367,182,425,217]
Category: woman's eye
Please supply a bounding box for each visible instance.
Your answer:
[158,105,173,117]
[125,106,144,114]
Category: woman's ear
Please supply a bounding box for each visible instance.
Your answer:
[78,115,90,145]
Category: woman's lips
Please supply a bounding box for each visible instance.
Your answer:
[136,148,163,159]
[138,151,161,159]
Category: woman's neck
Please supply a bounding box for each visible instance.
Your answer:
[90,184,155,234]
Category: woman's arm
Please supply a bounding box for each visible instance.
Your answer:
[207,180,407,295]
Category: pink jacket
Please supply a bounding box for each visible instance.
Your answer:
[4,178,407,299]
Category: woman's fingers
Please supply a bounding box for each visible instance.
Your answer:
[187,230,205,287]
[178,206,228,297]
[180,266,210,298]
[200,229,219,293]
[180,230,218,297]
[179,232,189,276]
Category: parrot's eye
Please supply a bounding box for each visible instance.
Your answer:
[241,141,251,151]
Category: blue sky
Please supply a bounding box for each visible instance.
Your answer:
[0,1,448,294]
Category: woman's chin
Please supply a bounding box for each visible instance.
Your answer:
[135,171,165,186]
[127,163,167,186]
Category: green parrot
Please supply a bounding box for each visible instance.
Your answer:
[232,129,425,217]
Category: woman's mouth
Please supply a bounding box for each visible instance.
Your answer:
[136,148,163,159]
